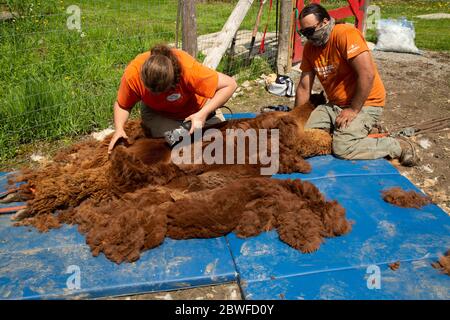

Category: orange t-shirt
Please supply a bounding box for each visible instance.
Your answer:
[300,24,386,107]
[117,49,219,119]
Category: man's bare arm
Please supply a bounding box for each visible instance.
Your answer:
[335,51,375,128]
[348,51,375,112]
[294,71,315,108]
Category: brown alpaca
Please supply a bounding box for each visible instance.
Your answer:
[5,97,344,264]
[56,177,351,264]
[11,97,332,216]
[107,97,332,193]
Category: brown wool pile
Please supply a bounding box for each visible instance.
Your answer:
[9,101,355,264]
[382,187,432,209]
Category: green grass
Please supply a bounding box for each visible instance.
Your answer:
[0,0,449,164]
[0,0,167,161]
[0,0,280,163]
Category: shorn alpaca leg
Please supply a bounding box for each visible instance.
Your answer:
[234,201,277,238]
[278,151,312,174]
[276,208,324,253]
[297,129,332,158]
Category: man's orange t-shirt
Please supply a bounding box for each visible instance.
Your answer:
[117,49,218,119]
[300,24,386,107]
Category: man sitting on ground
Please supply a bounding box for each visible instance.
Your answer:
[294,3,416,166]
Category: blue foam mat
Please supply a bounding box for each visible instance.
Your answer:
[1,113,449,299]
[223,112,256,120]
[0,172,236,300]
[226,165,450,300]
[0,215,236,299]
[275,156,399,180]
[241,259,450,300]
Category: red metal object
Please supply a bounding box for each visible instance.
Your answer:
[0,205,27,214]
[293,0,366,64]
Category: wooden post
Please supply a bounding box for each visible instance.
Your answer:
[182,0,198,57]
[203,0,255,70]
[277,0,292,75]
[362,0,371,37]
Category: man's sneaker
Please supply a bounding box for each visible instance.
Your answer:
[397,138,418,167]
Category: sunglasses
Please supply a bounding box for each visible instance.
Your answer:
[298,22,321,38]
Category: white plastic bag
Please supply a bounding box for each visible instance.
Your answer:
[266,75,295,97]
[375,18,421,54]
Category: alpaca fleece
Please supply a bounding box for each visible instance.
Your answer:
[389,261,401,271]
[9,100,353,264]
[382,187,432,209]
[431,250,450,276]
[55,177,351,263]
[12,101,332,216]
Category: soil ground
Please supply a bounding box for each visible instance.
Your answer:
[108,283,241,300]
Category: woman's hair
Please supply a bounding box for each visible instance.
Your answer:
[300,3,330,22]
[140,44,181,93]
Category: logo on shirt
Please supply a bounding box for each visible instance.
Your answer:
[167,93,182,102]
[314,64,335,79]
[347,43,360,55]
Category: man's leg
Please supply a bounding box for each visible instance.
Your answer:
[304,104,336,131]
[332,106,402,160]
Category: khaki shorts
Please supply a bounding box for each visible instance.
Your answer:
[140,103,225,138]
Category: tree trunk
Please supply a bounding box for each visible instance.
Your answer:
[362,0,371,37]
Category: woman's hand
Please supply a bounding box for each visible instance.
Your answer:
[184,111,208,134]
[184,72,236,135]
[108,129,129,154]
[108,101,131,154]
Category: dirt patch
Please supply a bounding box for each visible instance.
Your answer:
[110,283,241,300]
[382,187,432,208]
[431,250,450,276]
[376,50,450,216]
